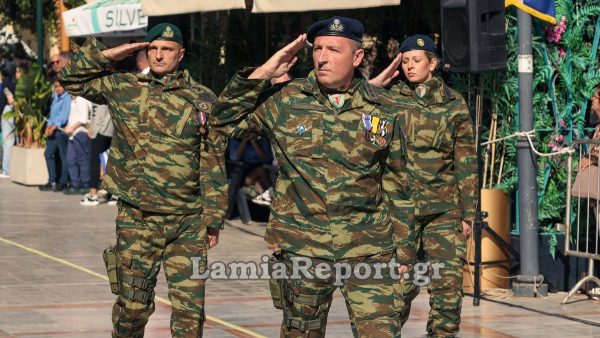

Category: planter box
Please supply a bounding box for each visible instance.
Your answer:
[10,146,48,185]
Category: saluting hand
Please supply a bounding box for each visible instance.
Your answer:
[249,34,307,80]
[369,52,402,88]
[102,42,150,62]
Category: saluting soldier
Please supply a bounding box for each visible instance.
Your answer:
[373,34,478,337]
[58,23,227,338]
[211,17,414,338]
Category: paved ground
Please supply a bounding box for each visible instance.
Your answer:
[0,180,599,337]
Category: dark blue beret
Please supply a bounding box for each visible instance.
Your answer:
[399,34,437,54]
[307,16,364,44]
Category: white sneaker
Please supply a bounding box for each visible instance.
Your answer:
[107,195,119,206]
[80,193,100,206]
[0,172,10,179]
[252,187,272,206]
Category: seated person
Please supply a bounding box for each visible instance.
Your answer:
[228,136,274,205]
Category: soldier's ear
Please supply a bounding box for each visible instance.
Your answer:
[179,48,186,62]
[353,48,364,67]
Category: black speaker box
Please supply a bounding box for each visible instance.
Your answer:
[441,0,507,73]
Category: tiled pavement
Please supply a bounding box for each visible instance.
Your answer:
[0,180,599,337]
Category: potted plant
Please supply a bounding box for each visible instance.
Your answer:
[4,62,52,185]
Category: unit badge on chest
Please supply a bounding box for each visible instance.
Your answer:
[416,84,428,98]
[296,123,306,136]
[328,94,345,109]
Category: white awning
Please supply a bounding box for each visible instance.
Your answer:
[63,0,148,37]
[251,0,401,13]
[141,0,247,16]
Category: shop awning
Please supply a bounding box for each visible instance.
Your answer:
[251,0,401,13]
[63,0,148,37]
[141,0,247,16]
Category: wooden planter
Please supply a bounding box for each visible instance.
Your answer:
[463,188,511,291]
[10,146,48,186]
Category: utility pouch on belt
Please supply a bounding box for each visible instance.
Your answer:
[268,253,283,310]
[103,247,120,295]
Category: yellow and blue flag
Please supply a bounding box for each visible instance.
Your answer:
[506,0,557,24]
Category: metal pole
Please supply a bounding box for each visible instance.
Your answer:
[36,0,43,68]
[473,75,483,306]
[512,8,547,297]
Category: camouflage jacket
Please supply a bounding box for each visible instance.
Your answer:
[213,69,414,263]
[389,77,477,221]
[58,38,227,228]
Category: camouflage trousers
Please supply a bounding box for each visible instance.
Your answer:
[396,209,466,337]
[111,200,208,338]
[276,251,401,338]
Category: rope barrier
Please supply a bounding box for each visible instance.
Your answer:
[481,130,575,157]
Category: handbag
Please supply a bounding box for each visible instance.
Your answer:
[571,164,600,200]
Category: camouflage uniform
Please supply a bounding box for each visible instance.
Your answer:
[390,77,477,337]
[213,69,414,337]
[58,38,227,338]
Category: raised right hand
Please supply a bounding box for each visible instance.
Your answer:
[249,34,307,80]
[369,52,402,88]
[102,42,149,62]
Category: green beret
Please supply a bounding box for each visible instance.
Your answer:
[144,23,183,45]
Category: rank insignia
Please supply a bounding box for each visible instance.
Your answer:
[416,84,427,98]
[296,123,306,136]
[328,94,345,109]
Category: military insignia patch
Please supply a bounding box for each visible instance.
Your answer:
[196,111,207,134]
[416,84,427,98]
[329,18,345,32]
[296,123,306,136]
[328,94,345,109]
[417,38,425,47]
[198,102,209,110]
[162,26,175,39]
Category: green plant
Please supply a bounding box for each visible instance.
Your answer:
[448,0,600,260]
[3,63,52,148]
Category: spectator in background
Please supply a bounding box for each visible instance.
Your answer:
[40,80,71,192]
[135,49,149,74]
[0,66,16,178]
[48,52,70,79]
[63,95,92,195]
[229,136,273,205]
[80,103,114,206]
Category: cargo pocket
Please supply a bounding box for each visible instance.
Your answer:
[283,112,323,159]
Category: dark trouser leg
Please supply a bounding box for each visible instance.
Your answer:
[89,135,111,189]
[44,137,59,183]
[55,132,69,184]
